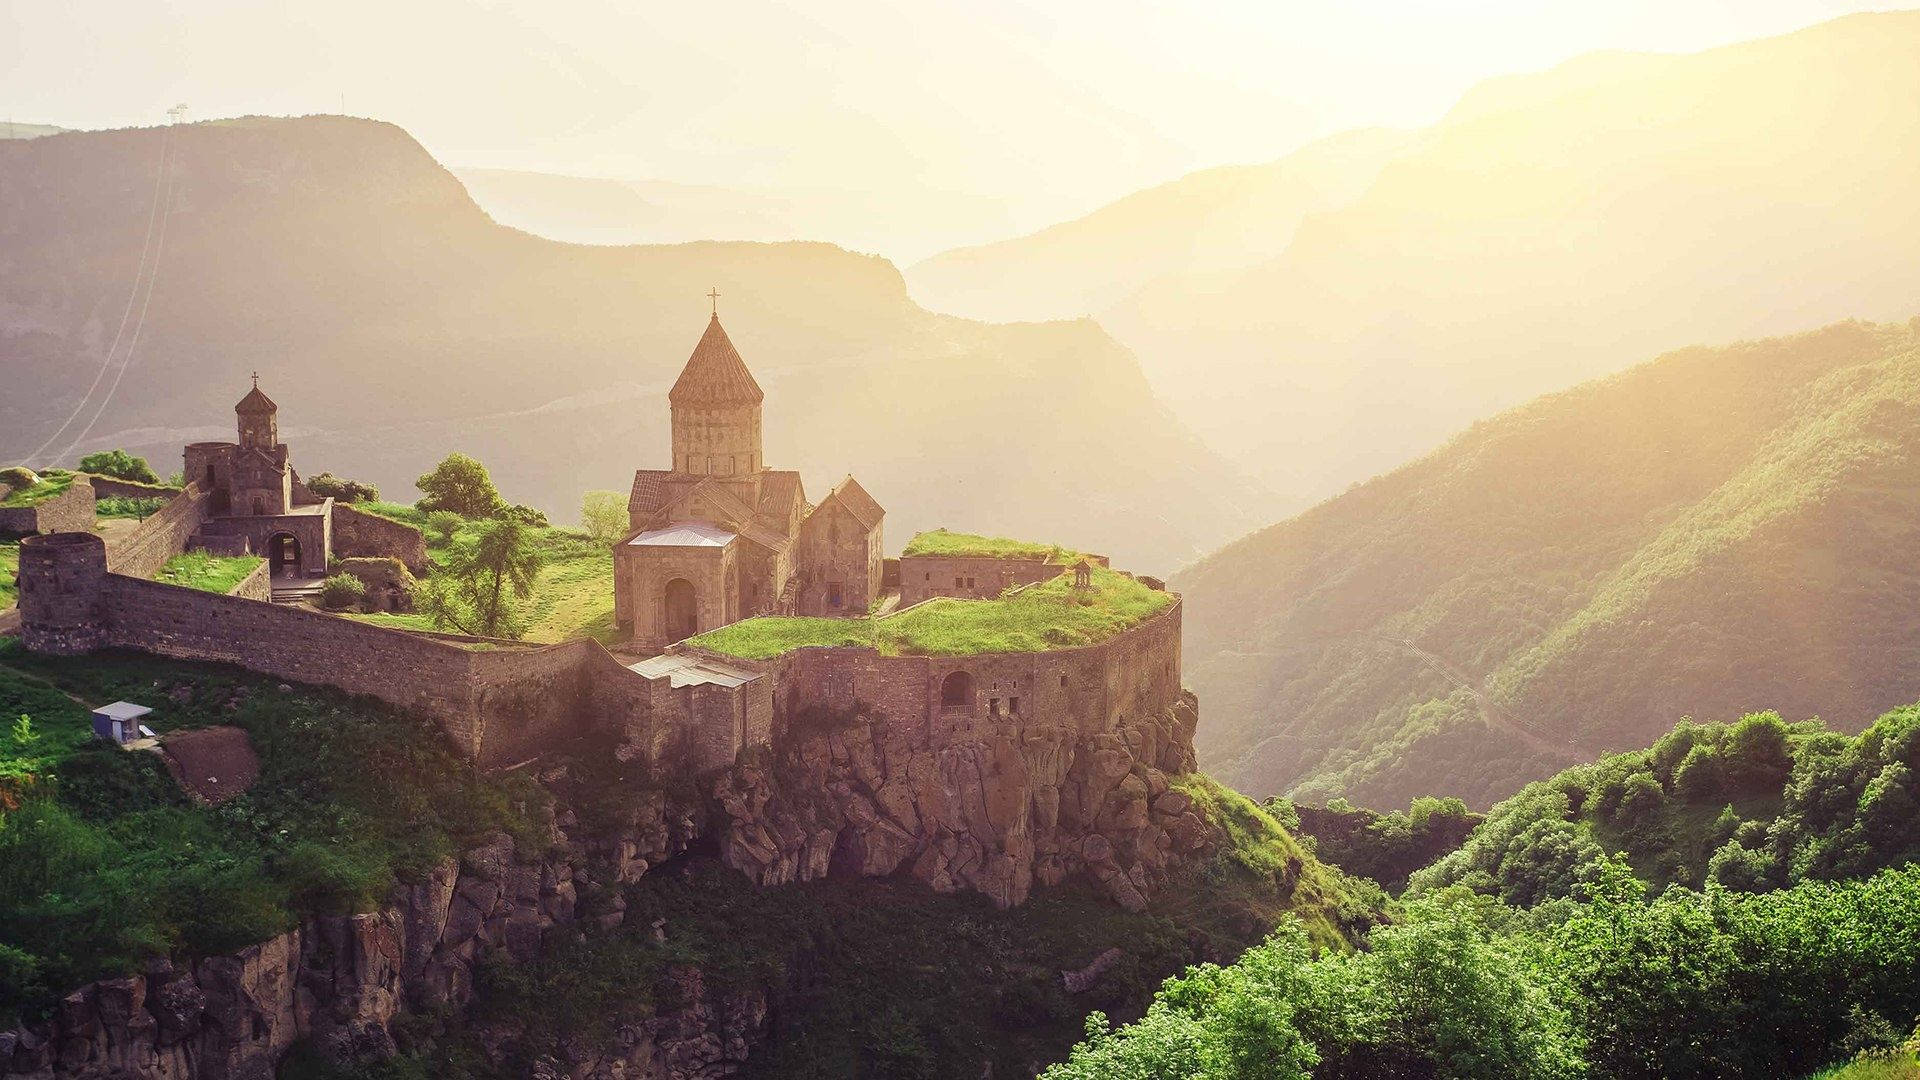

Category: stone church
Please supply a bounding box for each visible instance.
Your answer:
[182,379,334,578]
[615,312,884,648]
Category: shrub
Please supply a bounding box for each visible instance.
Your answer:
[77,449,158,484]
[426,511,463,546]
[319,574,367,611]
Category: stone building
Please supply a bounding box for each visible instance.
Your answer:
[615,313,885,648]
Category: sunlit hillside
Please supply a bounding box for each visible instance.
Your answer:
[1177,318,1920,808]
[923,11,1920,513]
[0,117,1263,573]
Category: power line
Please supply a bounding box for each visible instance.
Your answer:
[58,123,180,466]
[22,119,174,468]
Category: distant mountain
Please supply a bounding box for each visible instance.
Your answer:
[0,122,66,141]
[905,127,1415,323]
[452,167,1017,263]
[1176,319,1920,809]
[0,116,1261,573]
[917,12,1920,515]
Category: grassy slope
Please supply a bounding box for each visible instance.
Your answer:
[338,509,617,645]
[692,564,1172,659]
[1176,320,1920,809]
[155,552,264,594]
[0,473,74,508]
[0,641,544,1024]
[899,528,1074,561]
[0,540,17,608]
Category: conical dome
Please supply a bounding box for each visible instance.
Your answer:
[669,315,763,406]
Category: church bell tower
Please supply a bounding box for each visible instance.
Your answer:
[668,297,764,477]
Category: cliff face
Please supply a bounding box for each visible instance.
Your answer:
[715,693,1205,911]
[4,681,1219,1077]
[0,792,733,1079]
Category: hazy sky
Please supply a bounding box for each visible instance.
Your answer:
[0,1,1898,254]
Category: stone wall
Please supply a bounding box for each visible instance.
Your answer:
[229,559,272,602]
[103,486,211,579]
[897,554,1062,606]
[0,480,96,537]
[86,475,182,502]
[331,504,427,573]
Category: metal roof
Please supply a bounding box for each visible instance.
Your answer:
[94,701,154,721]
[627,521,737,548]
[627,653,762,688]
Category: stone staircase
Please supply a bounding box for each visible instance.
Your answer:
[269,576,324,605]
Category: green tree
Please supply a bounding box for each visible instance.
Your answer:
[77,449,158,484]
[580,490,628,544]
[318,574,367,612]
[420,518,545,638]
[414,453,503,518]
[425,511,463,546]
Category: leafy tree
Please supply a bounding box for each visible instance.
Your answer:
[501,503,548,528]
[420,518,545,638]
[77,449,158,484]
[306,472,380,503]
[414,453,503,518]
[580,490,628,544]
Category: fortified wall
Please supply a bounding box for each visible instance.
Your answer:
[0,478,96,536]
[12,532,726,771]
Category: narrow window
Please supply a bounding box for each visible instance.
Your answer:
[989,697,1000,716]
[1059,674,1068,689]
[1010,696,1020,715]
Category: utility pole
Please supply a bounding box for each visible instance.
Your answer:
[166,103,189,126]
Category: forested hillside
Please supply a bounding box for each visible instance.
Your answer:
[0,117,1257,572]
[1178,319,1920,807]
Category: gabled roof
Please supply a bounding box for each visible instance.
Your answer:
[659,475,759,533]
[629,469,675,518]
[669,315,763,406]
[819,475,884,530]
[757,470,805,520]
[236,385,277,414]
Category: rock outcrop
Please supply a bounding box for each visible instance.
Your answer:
[0,799,723,1079]
[712,691,1208,911]
[5,691,1215,1076]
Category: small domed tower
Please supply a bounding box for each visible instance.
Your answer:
[669,313,764,477]
[236,374,278,451]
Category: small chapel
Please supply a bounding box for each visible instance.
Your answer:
[613,307,885,649]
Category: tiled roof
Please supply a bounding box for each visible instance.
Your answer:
[821,475,884,530]
[669,315,763,406]
[757,469,805,519]
[236,386,277,413]
[629,469,675,517]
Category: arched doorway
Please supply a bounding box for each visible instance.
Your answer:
[663,578,698,642]
[939,670,974,711]
[269,533,301,577]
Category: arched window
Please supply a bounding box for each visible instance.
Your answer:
[940,670,974,710]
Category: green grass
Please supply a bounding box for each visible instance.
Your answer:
[0,473,75,509]
[94,496,169,519]
[1813,1058,1920,1080]
[901,528,1075,561]
[692,564,1172,660]
[0,540,17,608]
[357,501,431,528]
[154,552,264,594]
[0,641,547,1025]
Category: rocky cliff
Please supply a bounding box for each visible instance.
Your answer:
[4,688,1225,1077]
[714,693,1207,911]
